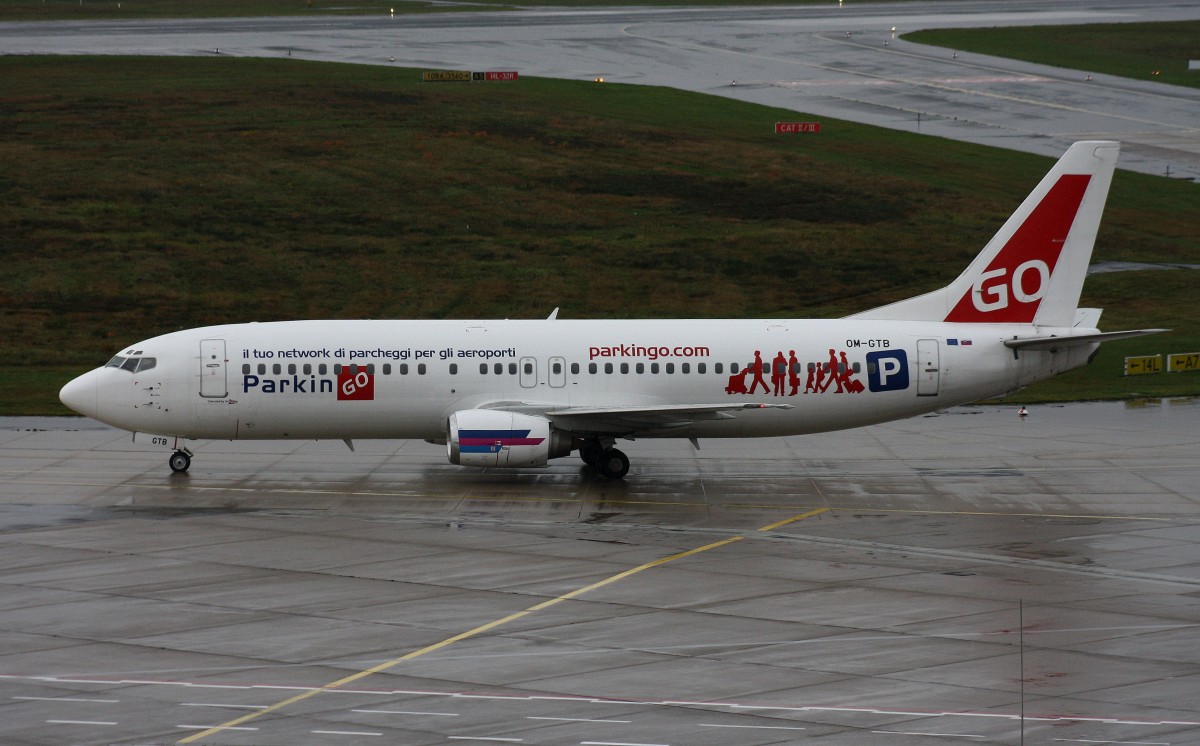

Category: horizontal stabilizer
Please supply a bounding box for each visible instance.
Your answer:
[1004,328,1169,352]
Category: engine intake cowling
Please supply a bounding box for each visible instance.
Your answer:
[447,410,573,468]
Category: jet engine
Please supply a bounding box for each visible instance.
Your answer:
[447,410,574,468]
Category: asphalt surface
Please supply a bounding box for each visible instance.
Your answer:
[2,399,1198,744]
[2,3,1199,743]
[2,0,1200,178]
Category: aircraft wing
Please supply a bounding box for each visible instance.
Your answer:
[478,401,791,435]
[545,402,792,434]
[1004,328,1168,352]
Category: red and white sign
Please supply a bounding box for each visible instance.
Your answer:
[775,122,821,134]
[337,368,374,401]
[485,71,519,81]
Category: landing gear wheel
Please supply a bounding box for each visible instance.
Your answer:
[579,441,603,468]
[596,448,629,480]
[169,450,191,473]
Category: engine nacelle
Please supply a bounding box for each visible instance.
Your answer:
[447,410,573,468]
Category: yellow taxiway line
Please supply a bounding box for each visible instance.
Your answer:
[176,506,840,743]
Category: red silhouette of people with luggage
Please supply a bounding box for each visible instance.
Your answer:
[725,365,750,394]
[788,350,801,396]
[771,351,787,396]
[839,351,864,393]
[747,350,769,394]
[725,348,864,396]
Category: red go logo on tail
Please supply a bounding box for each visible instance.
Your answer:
[945,174,1090,323]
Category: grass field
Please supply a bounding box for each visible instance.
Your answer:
[905,21,1200,90]
[1,56,1197,415]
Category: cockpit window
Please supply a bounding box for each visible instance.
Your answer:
[106,355,155,373]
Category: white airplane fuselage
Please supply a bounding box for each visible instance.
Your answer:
[68,317,1095,442]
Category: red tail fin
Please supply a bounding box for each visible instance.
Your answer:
[944,174,1091,323]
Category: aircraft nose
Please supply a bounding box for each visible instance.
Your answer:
[59,370,99,419]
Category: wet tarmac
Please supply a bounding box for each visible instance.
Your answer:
[1,399,1198,744]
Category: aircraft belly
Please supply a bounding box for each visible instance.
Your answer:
[228,394,441,440]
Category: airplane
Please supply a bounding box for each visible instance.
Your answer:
[60,141,1164,479]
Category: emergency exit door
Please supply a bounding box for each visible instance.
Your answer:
[200,339,227,398]
[917,339,940,396]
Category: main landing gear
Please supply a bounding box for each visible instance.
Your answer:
[168,449,192,473]
[579,439,630,480]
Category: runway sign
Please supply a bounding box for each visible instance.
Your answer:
[424,71,519,82]
[1124,354,1162,375]
[1168,352,1200,372]
[423,70,472,82]
[776,122,821,133]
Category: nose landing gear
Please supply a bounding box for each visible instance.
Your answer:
[169,449,192,473]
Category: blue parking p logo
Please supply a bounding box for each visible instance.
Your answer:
[867,350,909,392]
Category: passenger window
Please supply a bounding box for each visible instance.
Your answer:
[570,363,579,375]
[651,362,660,374]
[494,362,503,375]
[288,364,296,375]
[136,357,156,373]
[242,364,251,374]
[319,364,327,375]
[715,363,723,374]
[449,363,458,375]
[258,363,267,375]
[666,363,675,374]
[367,364,375,374]
[480,363,488,374]
[273,364,281,375]
[334,364,342,374]
[508,363,517,375]
[589,363,598,374]
[697,363,706,374]
[304,364,312,375]
[682,363,690,374]
[400,363,409,375]
[620,363,629,374]
[552,361,562,375]
[383,364,391,375]
[418,363,427,375]
[348,364,358,375]
[523,362,533,375]
[731,362,740,374]
[636,363,644,374]
[853,363,861,373]
[604,363,613,374]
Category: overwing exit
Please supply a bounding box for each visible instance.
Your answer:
[59,141,1165,479]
